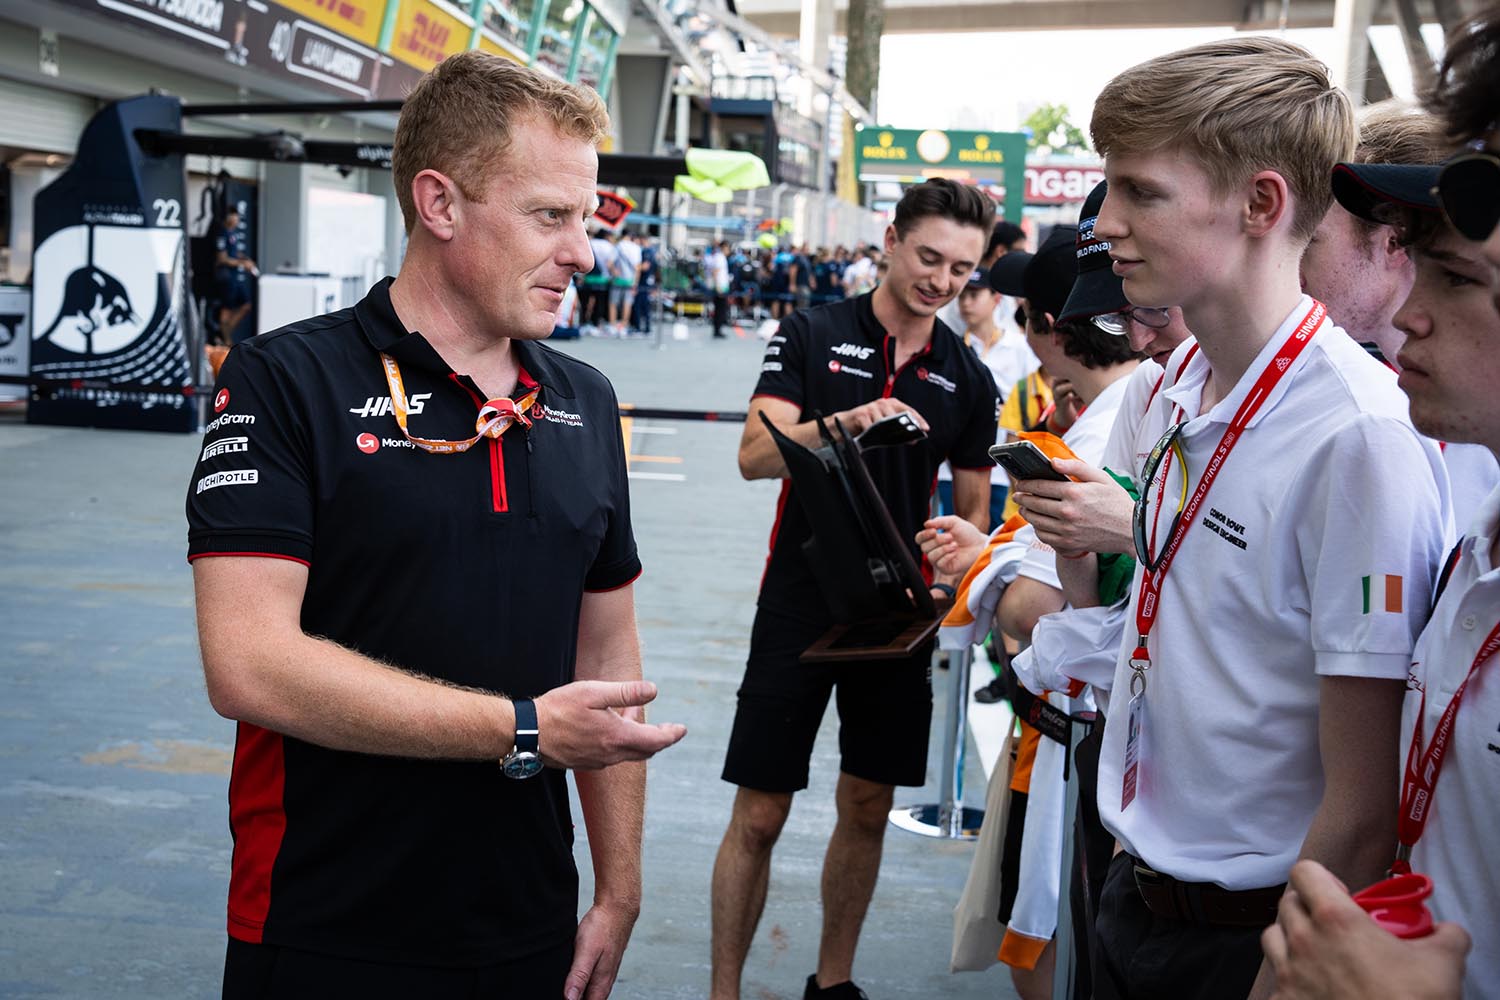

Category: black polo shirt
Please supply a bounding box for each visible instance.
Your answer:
[751,293,999,625]
[185,277,640,966]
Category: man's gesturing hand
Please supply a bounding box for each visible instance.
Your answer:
[533,680,686,770]
[916,514,989,578]
[837,398,928,437]
[1012,458,1135,558]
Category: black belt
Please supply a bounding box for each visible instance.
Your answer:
[1129,855,1284,928]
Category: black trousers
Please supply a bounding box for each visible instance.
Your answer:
[712,293,728,335]
[223,936,576,1000]
[1093,852,1265,1000]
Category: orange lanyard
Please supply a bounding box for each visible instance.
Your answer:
[379,353,540,455]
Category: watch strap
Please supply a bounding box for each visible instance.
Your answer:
[513,698,539,755]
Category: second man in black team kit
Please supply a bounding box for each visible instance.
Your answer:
[710,180,1003,1000]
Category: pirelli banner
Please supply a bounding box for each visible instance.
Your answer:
[28,95,198,433]
[854,126,1028,224]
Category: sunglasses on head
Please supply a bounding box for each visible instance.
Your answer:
[1433,143,1500,244]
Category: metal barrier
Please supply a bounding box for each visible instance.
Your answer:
[888,644,985,840]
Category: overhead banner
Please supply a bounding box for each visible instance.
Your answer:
[1025,164,1107,205]
[55,0,423,101]
[855,127,1028,222]
[28,96,198,432]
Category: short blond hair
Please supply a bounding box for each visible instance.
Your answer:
[1090,36,1354,241]
[1353,100,1449,166]
[393,52,609,233]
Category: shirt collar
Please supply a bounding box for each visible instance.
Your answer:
[1462,482,1500,575]
[354,277,575,399]
[857,291,950,363]
[1163,295,1326,428]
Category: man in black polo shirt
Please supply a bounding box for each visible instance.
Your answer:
[710,179,1001,1000]
[186,53,685,1000]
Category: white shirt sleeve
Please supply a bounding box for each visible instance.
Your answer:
[1290,414,1454,678]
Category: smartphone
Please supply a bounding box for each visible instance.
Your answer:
[988,440,1071,482]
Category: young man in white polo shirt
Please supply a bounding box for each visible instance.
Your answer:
[1304,102,1499,530]
[1084,37,1453,1000]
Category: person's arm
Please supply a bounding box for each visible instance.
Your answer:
[193,556,683,768]
[1247,675,1406,1000]
[1054,551,1102,610]
[951,466,992,535]
[1260,860,1470,1000]
[567,583,651,1000]
[1012,458,1136,557]
[737,395,929,481]
[997,575,1066,642]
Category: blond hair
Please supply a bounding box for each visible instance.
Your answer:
[1353,100,1449,166]
[392,52,609,233]
[1090,36,1354,241]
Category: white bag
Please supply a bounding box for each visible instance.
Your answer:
[950,723,1018,972]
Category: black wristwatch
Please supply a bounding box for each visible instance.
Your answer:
[501,698,543,779]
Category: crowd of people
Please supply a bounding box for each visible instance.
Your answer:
[181,9,1499,998]
[729,11,1500,1000]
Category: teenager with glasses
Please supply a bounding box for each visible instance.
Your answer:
[1263,8,1500,997]
[1082,39,1453,1000]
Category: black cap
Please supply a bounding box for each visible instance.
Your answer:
[1058,181,1129,324]
[1331,162,1440,224]
[987,225,1078,320]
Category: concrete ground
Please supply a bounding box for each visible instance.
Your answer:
[0,313,1016,999]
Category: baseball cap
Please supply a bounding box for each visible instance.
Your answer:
[964,268,990,288]
[1058,181,1130,324]
[987,225,1078,320]
[1330,162,1440,224]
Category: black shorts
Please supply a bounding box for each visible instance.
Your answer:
[722,607,934,793]
[217,271,252,309]
[223,935,575,1000]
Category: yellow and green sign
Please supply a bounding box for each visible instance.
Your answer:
[855,127,1028,222]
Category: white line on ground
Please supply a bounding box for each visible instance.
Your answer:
[627,472,687,482]
[629,426,679,435]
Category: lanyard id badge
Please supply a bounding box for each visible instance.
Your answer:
[1120,300,1326,811]
[1121,690,1146,810]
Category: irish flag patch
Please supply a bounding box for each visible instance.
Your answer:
[1362,574,1403,614]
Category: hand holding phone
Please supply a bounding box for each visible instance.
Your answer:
[988,440,1071,483]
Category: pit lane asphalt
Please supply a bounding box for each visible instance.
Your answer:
[0,317,1013,999]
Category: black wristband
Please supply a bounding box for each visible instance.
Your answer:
[931,582,956,598]
[512,698,539,754]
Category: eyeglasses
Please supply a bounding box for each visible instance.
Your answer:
[1091,307,1172,336]
[1133,421,1188,573]
[1433,149,1500,244]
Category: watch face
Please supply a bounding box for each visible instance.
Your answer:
[503,752,543,780]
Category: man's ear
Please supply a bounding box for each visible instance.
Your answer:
[1382,227,1412,271]
[1244,170,1292,238]
[409,169,460,242]
[884,224,898,255]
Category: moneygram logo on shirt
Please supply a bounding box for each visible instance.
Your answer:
[918,367,957,393]
[828,359,874,380]
[532,403,584,427]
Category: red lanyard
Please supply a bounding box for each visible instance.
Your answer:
[1128,301,1326,691]
[1394,614,1500,872]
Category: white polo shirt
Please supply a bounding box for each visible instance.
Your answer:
[1097,297,1454,890]
[1016,372,1134,589]
[1445,442,1500,542]
[1404,483,1500,1000]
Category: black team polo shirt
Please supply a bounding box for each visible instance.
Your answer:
[185,277,640,966]
[752,292,1000,624]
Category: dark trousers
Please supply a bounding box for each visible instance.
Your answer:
[712,293,728,336]
[223,936,575,1000]
[1093,853,1265,1000]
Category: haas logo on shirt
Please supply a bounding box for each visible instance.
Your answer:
[831,342,875,361]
